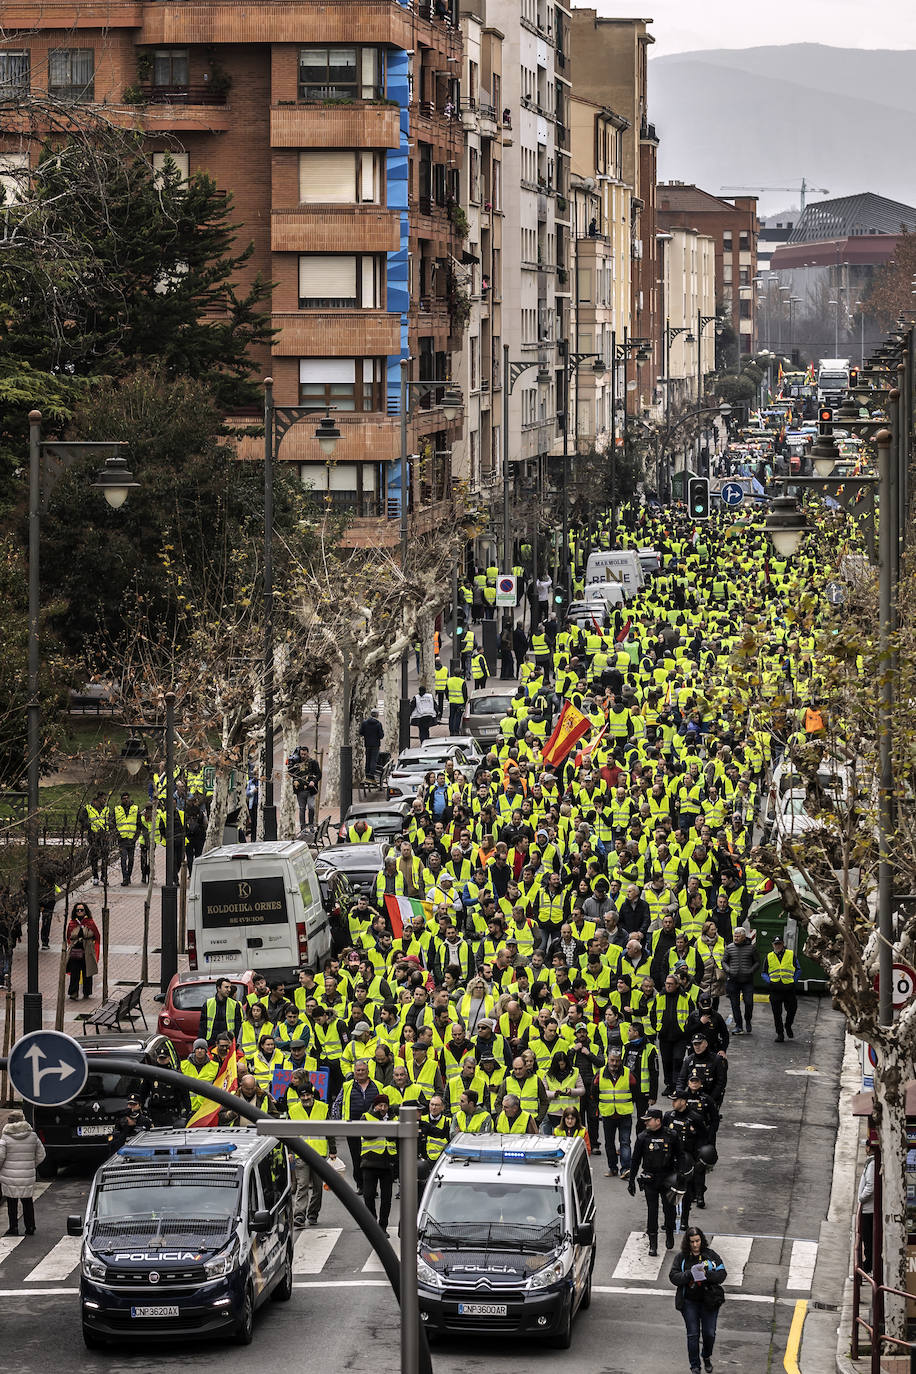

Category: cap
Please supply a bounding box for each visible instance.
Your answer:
[192,1038,208,1051]
[645,1107,664,1121]
[773,934,785,945]
[477,1018,494,1030]
[439,874,455,885]
[536,828,549,840]
[353,1021,372,1036]
[480,1052,497,1063]
[697,992,713,1007]
[289,1039,307,1051]
[691,1032,708,1045]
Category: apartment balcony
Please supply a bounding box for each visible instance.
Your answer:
[270,101,401,150]
[141,0,416,49]
[3,0,141,25]
[271,206,400,253]
[136,85,231,132]
[231,412,400,467]
[343,498,457,549]
[271,309,400,358]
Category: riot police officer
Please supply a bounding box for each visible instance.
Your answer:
[629,1106,685,1256]
[664,1091,706,1230]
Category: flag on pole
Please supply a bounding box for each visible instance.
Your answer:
[383,894,431,938]
[580,724,607,759]
[541,702,590,767]
[186,1041,239,1128]
[615,617,632,643]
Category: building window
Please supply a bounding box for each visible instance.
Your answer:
[739,231,750,251]
[299,460,379,515]
[298,254,384,308]
[298,150,382,204]
[298,46,385,101]
[0,51,30,97]
[739,299,752,319]
[470,335,479,390]
[298,357,385,412]
[152,150,189,187]
[152,49,189,89]
[48,49,94,102]
[722,231,732,253]
[0,151,29,203]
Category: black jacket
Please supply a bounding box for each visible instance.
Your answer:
[631,1125,683,1181]
[676,1050,727,1106]
[669,1247,727,1311]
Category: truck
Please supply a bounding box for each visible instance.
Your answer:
[817,358,851,407]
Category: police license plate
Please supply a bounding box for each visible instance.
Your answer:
[130,1306,179,1318]
[457,1302,508,1317]
[76,1125,112,1137]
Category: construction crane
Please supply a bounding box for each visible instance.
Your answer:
[720,179,829,212]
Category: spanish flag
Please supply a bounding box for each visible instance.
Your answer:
[541,702,590,767]
[186,1041,239,1128]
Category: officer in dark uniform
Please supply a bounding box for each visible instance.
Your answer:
[629,1105,684,1256]
[676,1032,727,1108]
[683,1069,721,1150]
[684,991,730,1055]
[664,1091,706,1229]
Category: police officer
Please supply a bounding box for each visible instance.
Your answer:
[684,991,730,1056]
[629,1106,684,1256]
[676,1033,727,1108]
[664,1091,706,1229]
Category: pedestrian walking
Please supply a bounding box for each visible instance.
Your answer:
[81,791,110,887]
[410,685,437,744]
[629,1106,683,1256]
[360,1095,397,1227]
[65,902,100,999]
[112,791,141,886]
[723,927,759,1034]
[0,1111,45,1235]
[138,803,154,883]
[763,934,799,1041]
[669,1226,727,1374]
[289,1079,337,1227]
[857,1141,875,1273]
[499,626,515,679]
[359,711,384,783]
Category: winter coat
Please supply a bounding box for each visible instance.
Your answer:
[669,1246,727,1312]
[66,918,100,977]
[0,1119,45,1197]
[722,939,759,985]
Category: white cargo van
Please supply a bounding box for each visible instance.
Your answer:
[581,581,626,612]
[584,550,644,598]
[187,840,330,980]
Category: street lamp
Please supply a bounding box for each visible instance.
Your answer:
[24,414,136,1037]
[764,494,811,557]
[313,413,341,458]
[120,736,149,778]
[558,343,606,590]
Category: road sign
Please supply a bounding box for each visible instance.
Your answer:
[872,963,916,1011]
[825,580,845,607]
[720,481,745,508]
[495,574,517,607]
[8,1030,88,1106]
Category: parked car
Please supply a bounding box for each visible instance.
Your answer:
[337,797,412,844]
[315,842,388,899]
[462,689,516,744]
[157,971,256,1058]
[386,745,477,799]
[420,734,484,762]
[34,1032,189,1173]
[566,601,611,631]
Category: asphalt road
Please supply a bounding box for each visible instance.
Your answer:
[3,996,843,1374]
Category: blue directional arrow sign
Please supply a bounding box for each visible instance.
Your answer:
[8,1030,88,1106]
[720,481,745,508]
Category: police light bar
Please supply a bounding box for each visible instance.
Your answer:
[445,1143,566,1164]
[117,1142,238,1160]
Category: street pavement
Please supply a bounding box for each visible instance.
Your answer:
[0,991,845,1372]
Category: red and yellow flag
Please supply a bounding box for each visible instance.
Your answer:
[186,1041,239,1128]
[541,702,590,768]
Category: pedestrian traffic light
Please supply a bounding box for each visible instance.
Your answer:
[818,406,833,436]
[848,368,859,389]
[553,585,568,613]
[687,476,710,519]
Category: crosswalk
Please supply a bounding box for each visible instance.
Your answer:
[0,1222,819,1296]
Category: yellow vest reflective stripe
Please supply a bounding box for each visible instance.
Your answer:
[504,1073,539,1117]
[288,1097,330,1156]
[340,1077,383,1118]
[767,949,796,984]
[318,1021,345,1061]
[434,666,448,690]
[348,824,373,842]
[361,1133,398,1162]
[545,1070,579,1111]
[495,1110,534,1133]
[539,893,566,928]
[114,804,139,839]
[447,675,466,704]
[531,632,549,655]
[453,1108,491,1133]
[86,804,109,832]
[597,1068,634,1116]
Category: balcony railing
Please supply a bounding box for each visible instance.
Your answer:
[144,84,228,106]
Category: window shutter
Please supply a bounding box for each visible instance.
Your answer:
[299,358,355,384]
[298,255,356,300]
[299,151,356,203]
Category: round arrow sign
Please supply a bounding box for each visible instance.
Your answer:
[8,1030,88,1106]
[720,482,745,507]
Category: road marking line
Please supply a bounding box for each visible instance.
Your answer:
[33,1184,51,1200]
[0,1286,78,1296]
[294,1280,387,1288]
[293,1227,341,1274]
[0,1235,24,1265]
[784,1298,808,1372]
[787,1240,818,1291]
[24,1236,82,1282]
[361,1225,399,1272]
[712,1234,753,1287]
[592,1285,796,1305]
[611,1230,666,1282]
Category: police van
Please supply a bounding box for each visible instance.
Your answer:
[187,840,331,980]
[416,1135,596,1348]
[69,1128,293,1347]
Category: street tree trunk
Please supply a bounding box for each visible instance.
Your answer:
[322,665,345,812]
[873,1036,911,1338]
[381,658,400,761]
[417,606,437,693]
[277,715,301,839]
[204,770,231,852]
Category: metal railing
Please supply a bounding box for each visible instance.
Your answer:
[144,84,227,106]
[850,1203,916,1371]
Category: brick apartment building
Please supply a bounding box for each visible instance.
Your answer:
[0,0,468,545]
[657,183,759,360]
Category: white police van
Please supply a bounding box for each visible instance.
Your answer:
[416,1135,595,1348]
[69,1128,293,1347]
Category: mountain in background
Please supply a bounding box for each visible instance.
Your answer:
[649,44,916,214]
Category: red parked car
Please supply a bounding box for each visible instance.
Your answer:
[157,970,255,1057]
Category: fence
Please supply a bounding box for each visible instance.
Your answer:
[851,1203,916,1371]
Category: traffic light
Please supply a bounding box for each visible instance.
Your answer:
[818,406,833,436]
[553,585,568,613]
[849,368,859,389]
[687,476,710,519]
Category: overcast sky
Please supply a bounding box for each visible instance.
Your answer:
[590,1,916,58]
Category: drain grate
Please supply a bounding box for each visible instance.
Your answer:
[811,1301,839,1312]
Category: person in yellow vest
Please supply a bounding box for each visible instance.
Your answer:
[595,1050,636,1177]
[494,1094,538,1134]
[553,1106,588,1142]
[180,1039,219,1114]
[451,1088,493,1135]
[359,1095,398,1226]
[112,791,141,886]
[433,658,448,719]
[288,1078,337,1226]
[763,935,799,1042]
[81,791,111,886]
[348,819,374,843]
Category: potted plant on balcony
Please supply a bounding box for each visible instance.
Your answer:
[449,203,470,238]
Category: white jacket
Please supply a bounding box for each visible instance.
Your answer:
[0,1119,46,1198]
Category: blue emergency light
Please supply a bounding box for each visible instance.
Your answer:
[445,1142,566,1164]
[117,1142,238,1160]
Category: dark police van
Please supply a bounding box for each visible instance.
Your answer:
[69,1128,293,1347]
[416,1135,596,1349]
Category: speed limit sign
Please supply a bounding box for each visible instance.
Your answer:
[873,963,916,1010]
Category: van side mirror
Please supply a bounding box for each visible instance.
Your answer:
[67,1214,84,1237]
[574,1221,594,1248]
[250,1209,272,1234]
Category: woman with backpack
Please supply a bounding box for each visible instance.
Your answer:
[669,1225,727,1374]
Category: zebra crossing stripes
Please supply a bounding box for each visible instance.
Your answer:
[24,1236,82,1282]
[293,1227,341,1274]
[712,1234,753,1287]
[787,1239,818,1291]
[361,1226,399,1272]
[611,1231,666,1282]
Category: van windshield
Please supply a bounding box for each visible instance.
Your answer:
[96,1180,238,1222]
[425,1181,562,1229]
